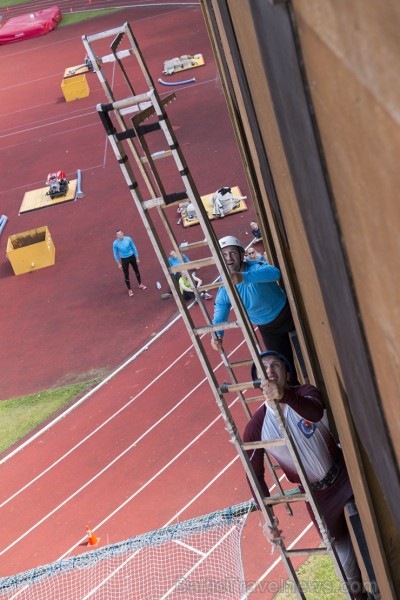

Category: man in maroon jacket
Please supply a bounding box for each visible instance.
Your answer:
[243,351,366,599]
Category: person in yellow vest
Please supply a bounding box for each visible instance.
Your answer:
[178,271,212,301]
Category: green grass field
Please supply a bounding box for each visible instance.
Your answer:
[0,0,119,26]
[273,555,346,600]
[0,379,102,454]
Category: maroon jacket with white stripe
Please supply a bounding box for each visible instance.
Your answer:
[243,384,340,496]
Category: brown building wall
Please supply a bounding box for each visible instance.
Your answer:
[201,0,400,596]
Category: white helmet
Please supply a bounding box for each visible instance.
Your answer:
[218,236,245,251]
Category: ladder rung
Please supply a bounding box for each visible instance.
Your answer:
[198,282,223,292]
[142,191,191,210]
[193,322,239,336]
[116,128,139,141]
[219,381,260,393]
[83,25,126,43]
[179,240,208,251]
[120,102,151,116]
[285,547,328,557]
[132,93,175,127]
[263,492,306,506]
[142,197,165,209]
[141,150,173,164]
[102,48,133,63]
[98,91,154,113]
[245,395,266,403]
[241,439,286,451]
[169,257,215,272]
[164,191,190,206]
[229,359,254,368]
[136,122,161,136]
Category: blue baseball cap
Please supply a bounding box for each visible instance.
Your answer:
[251,351,293,384]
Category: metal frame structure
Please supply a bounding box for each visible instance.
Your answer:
[82,23,353,599]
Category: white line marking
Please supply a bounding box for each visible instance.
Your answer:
[0,344,193,507]
[0,312,182,465]
[242,521,314,599]
[0,336,246,555]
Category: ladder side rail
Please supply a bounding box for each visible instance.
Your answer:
[107,89,347,588]
[100,92,296,521]
[95,106,231,363]
[102,100,160,200]
[86,31,355,597]
[97,97,353,600]
[184,271,294,517]
[143,87,276,373]
[214,388,307,600]
[83,35,159,200]
[95,106,187,304]
[95,113,227,368]
[126,88,267,376]
[131,117,169,199]
[82,23,129,43]
[124,22,158,91]
[260,398,353,596]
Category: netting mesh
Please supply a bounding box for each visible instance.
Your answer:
[0,501,254,600]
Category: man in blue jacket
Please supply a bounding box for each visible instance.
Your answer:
[113,229,146,297]
[168,249,190,283]
[211,235,298,381]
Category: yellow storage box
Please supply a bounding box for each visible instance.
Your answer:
[6,226,55,275]
[61,74,90,102]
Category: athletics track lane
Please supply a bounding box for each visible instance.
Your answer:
[0,4,247,399]
[0,313,319,597]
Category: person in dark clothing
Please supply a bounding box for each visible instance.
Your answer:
[113,229,146,297]
[250,221,262,242]
[243,351,367,599]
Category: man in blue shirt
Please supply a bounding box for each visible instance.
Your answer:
[211,235,299,382]
[168,249,189,283]
[250,221,262,242]
[245,246,267,264]
[113,229,146,297]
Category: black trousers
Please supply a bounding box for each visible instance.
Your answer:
[257,301,299,384]
[121,255,141,289]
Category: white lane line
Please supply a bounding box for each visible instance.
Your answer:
[0,379,226,559]
[1,335,248,557]
[0,111,97,141]
[242,521,315,599]
[0,343,194,507]
[0,312,183,465]
[57,397,241,560]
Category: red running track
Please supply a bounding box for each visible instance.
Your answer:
[0,313,319,597]
[0,3,319,597]
[0,3,254,399]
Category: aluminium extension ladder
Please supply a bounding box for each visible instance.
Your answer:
[82,23,354,600]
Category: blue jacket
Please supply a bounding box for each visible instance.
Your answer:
[213,262,286,334]
[168,253,189,267]
[113,236,138,262]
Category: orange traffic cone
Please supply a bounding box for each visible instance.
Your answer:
[86,525,100,547]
